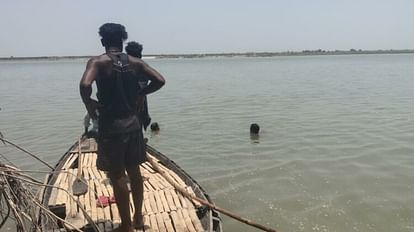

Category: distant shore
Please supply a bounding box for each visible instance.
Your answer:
[1,49,414,61]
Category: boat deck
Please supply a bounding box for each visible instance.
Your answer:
[45,138,207,232]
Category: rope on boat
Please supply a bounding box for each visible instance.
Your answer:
[0,168,99,232]
[146,154,278,232]
[0,137,102,232]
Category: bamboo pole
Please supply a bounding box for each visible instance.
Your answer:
[146,154,277,232]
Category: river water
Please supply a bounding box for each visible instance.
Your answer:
[1,54,414,231]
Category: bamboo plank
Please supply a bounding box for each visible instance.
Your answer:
[96,170,109,196]
[91,167,111,222]
[159,190,171,213]
[156,213,167,232]
[170,210,184,232]
[152,174,167,190]
[148,172,167,189]
[143,192,150,215]
[63,153,78,170]
[175,209,190,232]
[88,152,95,167]
[185,186,202,207]
[144,179,155,192]
[53,171,68,205]
[149,214,159,232]
[155,163,188,190]
[105,182,121,224]
[164,190,177,211]
[91,152,97,167]
[147,177,159,191]
[148,192,158,214]
[61,171,70,200]
[169,189,182,209]
[84,168,97,222]
[165,168,187,187]
[67,169,75,217]
[177,192,188,209]
[141,162,156,174]
[48,170,65,206]
[187,208,204,232]
[89,168,106,222]
[153,191,165,213]
[140,165,151,175]
[162,212,175,232]
[82,152,89,170]
[181,209,198,232]
[143,215,151,232]
[157,172,174,190]
[77,152,89,216]
[96,168,119,223]
[97,169,109,182]
[65,169,86,229]
[83,152,90,169]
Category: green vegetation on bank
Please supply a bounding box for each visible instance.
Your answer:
[1,49,414,61]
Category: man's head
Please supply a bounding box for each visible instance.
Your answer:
[250,123,260,134]
[98,23,128,49]
[150,122,160,132]
[125,41,143,58]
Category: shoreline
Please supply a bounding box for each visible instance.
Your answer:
[1,49,414,61]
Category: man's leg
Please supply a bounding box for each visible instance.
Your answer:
[108,170,134,232]
[126,165,144,228]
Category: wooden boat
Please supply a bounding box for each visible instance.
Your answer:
[40,137,222,232]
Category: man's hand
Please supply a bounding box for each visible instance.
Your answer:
[136,96,146,112]
[85,99,98,120]
[80,57,99,119]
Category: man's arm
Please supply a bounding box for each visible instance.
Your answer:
[80,58,99,119]
[137,61,165,96]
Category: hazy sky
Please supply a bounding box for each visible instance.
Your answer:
[1,0,413,57]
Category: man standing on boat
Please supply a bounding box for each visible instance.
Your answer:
[80,23,165,232]
[125,41,152,131]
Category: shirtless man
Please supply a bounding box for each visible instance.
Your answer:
[125,41,151,131]
[80,23,165,232]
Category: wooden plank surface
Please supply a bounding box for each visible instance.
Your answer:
[181,209,197,232]
[154,191,165,213]
[149,214,159,232]
[170,210,184,232]
[188,208,205,232]
[175,209,190,232]
[148,192,158,214]
[164,190,177,211]
[159,190,171,213]
[162,212,175,232]
[156,213,167,232]
[48,149,209,232]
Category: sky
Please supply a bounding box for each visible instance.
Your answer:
[1,0,413,57]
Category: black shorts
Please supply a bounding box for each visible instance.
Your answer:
[97,130,146,172]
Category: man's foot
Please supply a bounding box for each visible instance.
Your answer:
[133,214,145,229]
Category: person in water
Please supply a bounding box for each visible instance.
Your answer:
[250,123,260,142]
[125,41,151,131]
[150,122,160,132]
[80,23,165,232]
[250,123,260,134]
